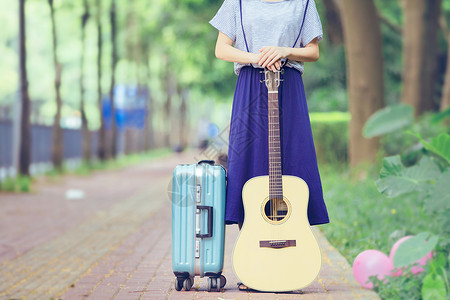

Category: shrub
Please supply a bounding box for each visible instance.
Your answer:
[310,111,349,164]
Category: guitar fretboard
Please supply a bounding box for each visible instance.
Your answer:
[268,90,282,200]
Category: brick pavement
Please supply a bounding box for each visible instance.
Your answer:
[0,151,380,299]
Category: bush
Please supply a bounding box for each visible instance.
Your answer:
[0,175,31,192]
[310,112,349,164]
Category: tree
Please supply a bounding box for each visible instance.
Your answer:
[163,55,174,148]
[340,0,385,167]
[179,86,188,150]
[323,0,343,45]
[109,0,118,158]
[18,0,31,176]
[400,0,442,116]
[96,0,107,160]
[48,0,63,171]
[441,13,450,112]
[80,0,91,163]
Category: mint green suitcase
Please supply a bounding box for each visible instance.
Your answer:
[171,160,226,292]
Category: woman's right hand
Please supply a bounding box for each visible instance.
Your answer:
[251,53,281,72]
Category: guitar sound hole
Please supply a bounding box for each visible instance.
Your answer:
[263,198,289,222]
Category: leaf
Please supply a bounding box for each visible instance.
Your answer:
[393,232,438,268]
[421,133,450,165]
[425,169,450,213]
[363,104,414,138]
[379,156,403,178]
[428,252,447,277]
[430,107,450,124]
[421,274,446,300]
[376,156,441,197]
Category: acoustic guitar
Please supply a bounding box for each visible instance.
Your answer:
[232,69,322,292]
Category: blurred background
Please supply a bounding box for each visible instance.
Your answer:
[0,0,449,177]
[1,0,450,298]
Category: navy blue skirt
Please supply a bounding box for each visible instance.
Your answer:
[225,66,329,226]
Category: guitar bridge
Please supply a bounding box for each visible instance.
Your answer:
[259,240,296,249]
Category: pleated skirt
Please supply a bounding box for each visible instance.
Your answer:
[225,66,329,226]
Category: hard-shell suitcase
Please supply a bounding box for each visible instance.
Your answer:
[171,160,227,292]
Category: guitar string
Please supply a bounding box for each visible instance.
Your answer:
[267,70,283,220]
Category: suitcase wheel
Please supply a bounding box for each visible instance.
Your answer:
[219,275,226,288]
[183,276,194,291]
[175,278,183,291]
[207,275,226,292]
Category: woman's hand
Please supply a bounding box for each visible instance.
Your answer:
[258,46,290,70]
[251,52,281,72]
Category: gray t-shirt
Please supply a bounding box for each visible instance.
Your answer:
[209,0,323,75]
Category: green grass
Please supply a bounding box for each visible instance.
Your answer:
[317,164,437,264]
[71,148,173,176]
[75,148,173,175]
[0,175,31,193]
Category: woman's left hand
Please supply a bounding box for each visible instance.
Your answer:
[258,46,290,69]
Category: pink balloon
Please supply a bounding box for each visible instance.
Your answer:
[353,250,394,289]
[389,236,433,276]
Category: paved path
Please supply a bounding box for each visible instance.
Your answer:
[0,151,380,299]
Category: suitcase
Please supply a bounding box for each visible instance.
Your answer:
[171,160,227,292]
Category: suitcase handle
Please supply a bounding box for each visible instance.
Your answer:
[196,205,213,238]
[197,160,215,165]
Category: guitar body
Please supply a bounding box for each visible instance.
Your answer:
[232,175,321,291]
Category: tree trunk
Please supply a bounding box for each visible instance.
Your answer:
[179,87,188,151]
[109,0,118,158]
[163,55,173,148]
[48,0,63,171]
[323,0,343,45]
[401,0,441,116]
[80,0,91,163]
[96,0,107,160]
[441,31,450,111]
[18,0,31,176]
[340,0,385,167]
[143,52,155,150]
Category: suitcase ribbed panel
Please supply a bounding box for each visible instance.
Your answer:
[172,165,196,275]
[172,163,226,278]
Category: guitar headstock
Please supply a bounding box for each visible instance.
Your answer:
[263,69,281,92]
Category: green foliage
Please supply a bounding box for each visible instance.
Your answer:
[376,155,441,198]
[73,147,172,175]
[422,274,447,300]
[371,268,425,300]
[368,107,449,164]
[17,176,31,192]
[393,232,438,268]
[426,171,450,214]
[370,252,449,300]
[415,133,450,165]
[0,176,31,192]
[318,165,433,262]
[422,253,450,300]
[310,112,349,164]
[363,104,414,138]
[0,177,16,192]
[367,113,450,299]
[304,42,348,112]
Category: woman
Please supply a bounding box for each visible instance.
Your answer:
[209,0,329,234]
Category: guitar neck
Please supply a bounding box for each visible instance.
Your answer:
[268,89,282,199]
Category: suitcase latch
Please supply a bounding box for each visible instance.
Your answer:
[195,240,200,258]
[196,185,201,203]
